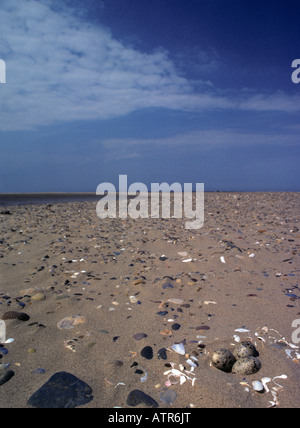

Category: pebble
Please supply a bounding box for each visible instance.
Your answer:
[1,311,30,321]
[133,333,147,341]
[211,349,236,373]
[141,346,153,360]
[126,390,159,408]
[31,293,46,302]
[27,371,93,408]
[232,357,262,375]
[0,369,14,386]
[157,348,168,360]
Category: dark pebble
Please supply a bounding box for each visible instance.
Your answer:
[172,323,181,331]
[0,369,14,386]
[156,311,168,316]
[126,390,159,408]
[141,346,153,360]
[1,311,30,321]
[196,325,210,331]
[27,371,93,408]
[133,333,148,341]
[157,348,167,360]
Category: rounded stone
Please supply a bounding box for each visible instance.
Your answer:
[232,356,262,375]
[141,346,153,360]
[233,341,258,359]
[211,349,236,373]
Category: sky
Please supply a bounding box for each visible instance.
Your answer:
[0,0,300,192]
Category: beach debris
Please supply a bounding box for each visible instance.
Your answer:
[171,343,186,355]
[27,371,93,408]
[163,363,197,387]
[220,256,226,264]
[57,315,86,330]
[232,356,261,375]
[252,380,264,393]
[211,349,236,373]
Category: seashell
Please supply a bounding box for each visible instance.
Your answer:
[171,343,186,355]
[232,356,261,375]
[261,377,272,393]
[4,338,15,344]
[252,380,264,392]
[235,328,250,333]
[233,341,258,359]
[211,349,236,373]
[57,315,86,330]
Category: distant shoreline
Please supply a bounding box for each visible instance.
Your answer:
[0,190,299,207]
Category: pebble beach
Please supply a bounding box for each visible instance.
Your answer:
[0,192,300,408]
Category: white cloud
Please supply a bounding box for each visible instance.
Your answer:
[0,0,299,132]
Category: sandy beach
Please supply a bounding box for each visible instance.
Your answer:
[0,192,299,408]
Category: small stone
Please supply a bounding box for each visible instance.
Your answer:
[31,293,46,302]
[141,346,153,360]
[211,349,236,373]
[126,390,159,408]
[1,312,30,322]
[172,323,181,331]
[0,369,14,386]
[232,357,262,375]
[133,333,147,341]
[157,348,168,360]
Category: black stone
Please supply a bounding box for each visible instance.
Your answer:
[157,348,167,360]
[126,390,159,408]
[27,371,93,408]
[141,346,153,360]
[0,370,14,386]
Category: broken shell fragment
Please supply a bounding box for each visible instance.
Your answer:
[211,349,236,373]
[232,356,261,375]
[171,343,186,355]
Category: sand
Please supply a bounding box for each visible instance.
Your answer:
[0,192,299,408]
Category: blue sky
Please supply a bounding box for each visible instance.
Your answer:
[0,0,299,192]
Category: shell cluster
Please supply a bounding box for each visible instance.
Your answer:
[211,341,261,375]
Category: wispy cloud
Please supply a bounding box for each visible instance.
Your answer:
[0,0,299,132]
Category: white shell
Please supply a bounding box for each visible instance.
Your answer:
[171,343,186,355]
[252,380,264,392]
[4,338,15,344]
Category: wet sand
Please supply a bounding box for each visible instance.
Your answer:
[0,192,299,408]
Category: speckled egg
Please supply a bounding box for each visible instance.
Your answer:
[232,356,261,375]
[233,341,258,359]
[211,349,236,373]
